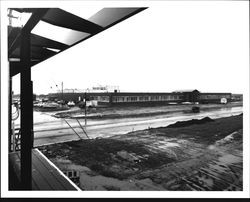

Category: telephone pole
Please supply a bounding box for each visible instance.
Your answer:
[84,92,87,126]
[61,81,64,102]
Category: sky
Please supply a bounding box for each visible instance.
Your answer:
[10,1,249,95]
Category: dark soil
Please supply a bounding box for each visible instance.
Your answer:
[39,138,175,180]
[166,117,214,128]
[152,114,243,144]
[38,114,243,183]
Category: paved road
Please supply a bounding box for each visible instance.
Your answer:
[28,106,243,146]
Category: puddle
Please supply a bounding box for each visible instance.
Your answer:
[157,142,180,148]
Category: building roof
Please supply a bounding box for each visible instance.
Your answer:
[172,89,199,93]
[49,92,183,96]
[8,7,147,77]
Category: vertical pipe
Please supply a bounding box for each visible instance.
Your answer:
[12,122,16,152]
[8,75,12,152]
[20,30,32,190]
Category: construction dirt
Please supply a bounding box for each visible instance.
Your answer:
[38,113,243,191]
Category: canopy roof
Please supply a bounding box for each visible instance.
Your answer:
[8,7,147,77]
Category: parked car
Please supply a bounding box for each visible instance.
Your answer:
[192,106,200,113]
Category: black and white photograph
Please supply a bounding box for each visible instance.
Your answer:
[1,0,249,198]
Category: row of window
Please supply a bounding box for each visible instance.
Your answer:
[112,95,182,103]
[200,94,231,99]
[89,94,230,103]
[91,96,110,102]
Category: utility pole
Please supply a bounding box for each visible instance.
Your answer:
[84,92,87,126]
[61,81,64,103]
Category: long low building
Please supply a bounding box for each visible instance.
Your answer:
[48,89,232,106]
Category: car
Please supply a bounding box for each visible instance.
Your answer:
[192,106,200,113]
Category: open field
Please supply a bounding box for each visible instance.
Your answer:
[38,113,243,191]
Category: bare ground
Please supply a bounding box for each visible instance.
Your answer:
[53,102,242,119]
[38,114,243,191]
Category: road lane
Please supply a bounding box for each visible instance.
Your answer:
[32,106,242,146]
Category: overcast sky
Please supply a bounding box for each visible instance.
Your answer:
[11,1,249,95]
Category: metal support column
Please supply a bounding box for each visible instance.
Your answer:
[20,30,33,190]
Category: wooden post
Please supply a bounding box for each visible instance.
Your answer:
[20,30,33,190]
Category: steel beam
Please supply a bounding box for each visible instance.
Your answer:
[20,30,33,190]
[8,8,49,56]
[42,8,103,34]
[10,61,40,77]
[9,9,49,190]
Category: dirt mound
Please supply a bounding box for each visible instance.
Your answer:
[167,117,214,128]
